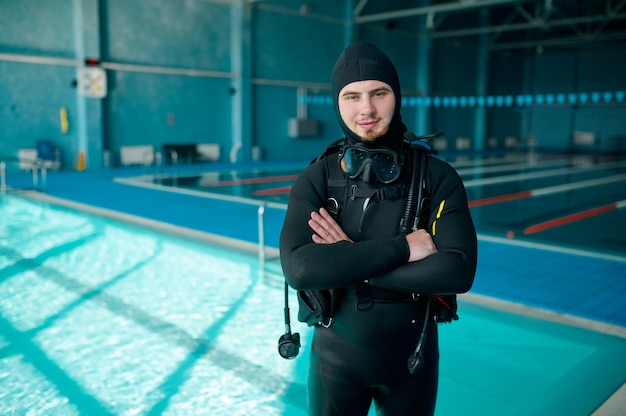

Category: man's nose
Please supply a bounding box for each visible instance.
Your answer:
[359,97,375,115]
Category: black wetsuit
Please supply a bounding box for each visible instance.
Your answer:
[280,147,478,416]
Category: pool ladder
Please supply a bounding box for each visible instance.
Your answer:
[256,201,287,280]
[0,157,48,192]
[258,204,267,271]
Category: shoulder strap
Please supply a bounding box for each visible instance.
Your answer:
[323,142,347,216]
[311,138,344,165]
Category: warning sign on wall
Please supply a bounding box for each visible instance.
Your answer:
[77,67,107,98]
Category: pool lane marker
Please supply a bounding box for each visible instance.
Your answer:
[454,156,575,176]
[463,160,626,187]
[468,172,626,208]
[523,200,626,235]
[253,186,292,196]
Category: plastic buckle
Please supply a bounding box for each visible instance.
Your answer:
[355,292,373,311]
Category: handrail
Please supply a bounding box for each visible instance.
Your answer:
[0,162,5,192]
[257,201,288,276]
[0,155,47,192]
[258,204,266,272]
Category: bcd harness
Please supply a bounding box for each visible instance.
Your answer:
[278,132,459,372]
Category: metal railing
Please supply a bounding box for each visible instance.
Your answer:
[256,201,288,276]
[0,156,48,192]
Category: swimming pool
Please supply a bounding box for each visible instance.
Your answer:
[1,194,625,415]
[116,154,626,259]
[118,166,303,204]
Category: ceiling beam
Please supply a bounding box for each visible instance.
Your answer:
[353,0,370,18]
[490,30,626,50]
[431,12,626,39]
[353,0,532,24]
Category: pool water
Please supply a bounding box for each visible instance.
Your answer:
[0,194,305,415]
[1,194,625,415]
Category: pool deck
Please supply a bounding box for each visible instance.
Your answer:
[4,162,626,414]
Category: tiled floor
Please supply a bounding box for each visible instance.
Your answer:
[473,237,626,329]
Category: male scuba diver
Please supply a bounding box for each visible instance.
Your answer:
[280,41,477,416]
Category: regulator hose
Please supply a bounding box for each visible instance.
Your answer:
[399,132,441,235]
[400,145,422,235]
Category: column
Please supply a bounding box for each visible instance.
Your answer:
[230,0,253,162]
[73,0,104,169]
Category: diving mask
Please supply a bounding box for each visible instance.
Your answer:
[338,145,402,184]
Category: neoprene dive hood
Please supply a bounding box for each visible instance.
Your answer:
[332,41,407,152]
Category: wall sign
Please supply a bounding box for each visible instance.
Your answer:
[77,67,107,98]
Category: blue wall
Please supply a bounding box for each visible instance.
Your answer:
[1,0,625,172]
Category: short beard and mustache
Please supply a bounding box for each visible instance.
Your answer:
[360,122,390,142]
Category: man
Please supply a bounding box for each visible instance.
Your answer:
[280,41,477,416]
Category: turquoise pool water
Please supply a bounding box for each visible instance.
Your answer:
[1,194,625,415]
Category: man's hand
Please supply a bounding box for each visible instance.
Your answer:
[309,208,353,244]
[405,229,438,262]
[308,208,435,263]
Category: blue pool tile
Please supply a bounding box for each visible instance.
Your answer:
[474,238,626,327]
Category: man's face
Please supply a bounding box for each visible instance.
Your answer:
[338,80,395,142]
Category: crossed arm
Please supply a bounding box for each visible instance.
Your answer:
[281,157,476,293]
[308,207,438,263]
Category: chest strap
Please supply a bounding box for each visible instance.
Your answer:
[328,179,405,202]
[349,184,406,201]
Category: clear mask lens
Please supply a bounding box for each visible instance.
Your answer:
[339,146,401,183]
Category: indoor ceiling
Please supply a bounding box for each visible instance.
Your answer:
[353,0,626,52]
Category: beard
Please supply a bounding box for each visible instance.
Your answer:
[360,122,390,142]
